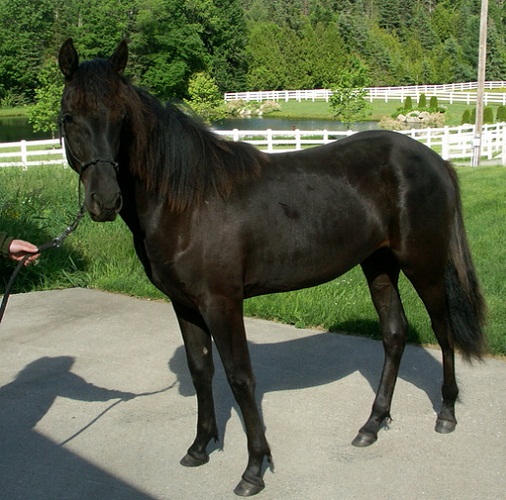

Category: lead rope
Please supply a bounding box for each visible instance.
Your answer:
[1,126,118,324]
[0,181,87,325]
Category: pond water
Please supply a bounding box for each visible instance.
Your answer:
[0,116,53,142]
[0,115,379,143]
[213,117,379,132]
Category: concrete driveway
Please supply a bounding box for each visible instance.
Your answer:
[0,288,504,499]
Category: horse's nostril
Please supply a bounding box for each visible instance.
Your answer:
[115,194,123,211]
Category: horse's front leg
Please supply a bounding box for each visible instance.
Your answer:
[202,296,272,497]
[173,301,219,467]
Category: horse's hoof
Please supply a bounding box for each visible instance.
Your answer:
[352,431,377,447]
[435,418,457,434]
[233,477,265,497]
[180,451,209,467]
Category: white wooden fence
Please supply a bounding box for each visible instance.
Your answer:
[0,139,66,168]
[224,81,506,105]
[1,123,505,167]
[214,123,506,164]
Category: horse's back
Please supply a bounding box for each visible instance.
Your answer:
[234,130,456,295]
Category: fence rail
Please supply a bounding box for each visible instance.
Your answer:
[214,123,506,163]
[1,124,505,168]
[0,139,66,168]
[224,81,506,105]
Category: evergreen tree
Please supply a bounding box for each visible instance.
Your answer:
[483,106,494,124]
[132,0,207,99]
[186,0,249,92]
[245,22,287,90]
[461,109,472,124]
[0,0,55,100]
[497,105,506,123]
[377,0,402,34]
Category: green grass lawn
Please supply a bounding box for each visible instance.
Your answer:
[270,98,480,127]
[1,164,505,357]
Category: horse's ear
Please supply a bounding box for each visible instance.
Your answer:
[110,40,128,75]
[59,38,79,79]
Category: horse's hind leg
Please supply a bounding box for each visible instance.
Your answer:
[404,274,459,434]
[353,249,408,447]
[173,301,219,467]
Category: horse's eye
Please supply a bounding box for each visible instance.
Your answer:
[61,113,74,124]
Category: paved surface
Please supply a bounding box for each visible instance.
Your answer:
[0,288,504,499]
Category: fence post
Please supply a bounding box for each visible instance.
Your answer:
[233,129,239,142]
[295,129,301,150]
[20,140,28,169]
[267,129,273,152]
[502,123,506,166]
[442,127,450,159]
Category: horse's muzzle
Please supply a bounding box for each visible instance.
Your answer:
[88,192,123,222]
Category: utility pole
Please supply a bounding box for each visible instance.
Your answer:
[472,0,489,167]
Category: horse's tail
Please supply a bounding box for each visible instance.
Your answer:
[444,162,487,361]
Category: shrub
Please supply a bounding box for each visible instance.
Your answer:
[418,93,427,108]
[379,116,408,130]
[423,112,446,128]
[429,96,438,110]
[484,106,494,124]
[404,96,413,110]
[496,105,506,122]
[226,100,247,116]
[259,100,281,114]
[461,109,472,124]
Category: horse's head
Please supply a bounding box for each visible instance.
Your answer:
[58,39,128,222]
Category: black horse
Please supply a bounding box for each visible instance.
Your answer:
[58,39,486,496]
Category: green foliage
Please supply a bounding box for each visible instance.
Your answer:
[132,0,207,100]
[404,96,413,111]
[418,93,427,108]
[328,61,372,127]
[429,95,439,110]
[185,71,227,123]
[329,86,371,128]
[461,109,472,125]
[470,107,476,124]
[483,106,495,124]
[497,105,506,123]
[27,58,63,137]
[0,0,55,100]
[2,0,506,113]
[187,0,249,92]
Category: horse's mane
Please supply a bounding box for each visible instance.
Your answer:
[115,77,267,212]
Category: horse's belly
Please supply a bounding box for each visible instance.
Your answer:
[242,215,384,297]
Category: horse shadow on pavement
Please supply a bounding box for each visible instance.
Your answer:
[0,356,155,500]
[167,320,445,457]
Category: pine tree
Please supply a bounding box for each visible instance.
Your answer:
[496,105,506,123]
[461,109,472,124]
[484,106,494,124]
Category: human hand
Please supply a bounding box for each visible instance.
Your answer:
[8,239,40,265]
